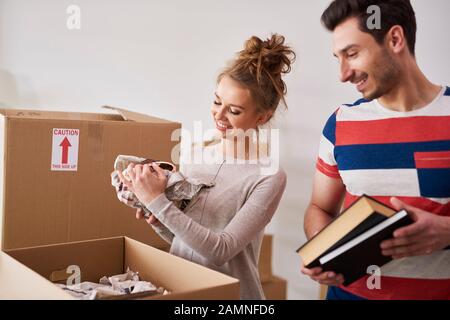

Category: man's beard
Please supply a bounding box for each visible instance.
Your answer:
[363,50,400,101]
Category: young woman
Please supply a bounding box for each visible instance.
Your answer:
[118,34,295,299]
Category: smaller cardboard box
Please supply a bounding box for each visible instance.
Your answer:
[319,285,328,300]
[0,236,239,300]
[262,276,287,300]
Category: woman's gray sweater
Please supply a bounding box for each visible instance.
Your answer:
[146,145,287,299]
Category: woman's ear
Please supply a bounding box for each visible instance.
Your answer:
[257,111,273,126]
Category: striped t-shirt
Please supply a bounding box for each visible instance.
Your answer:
[317,86,450,300]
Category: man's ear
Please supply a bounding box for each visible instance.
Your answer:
[387,25,407,54]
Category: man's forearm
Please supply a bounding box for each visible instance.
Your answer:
[304,203,335,240]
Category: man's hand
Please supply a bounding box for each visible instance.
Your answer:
[301,263,345,286]
[380,197,450,259]
[117,162,167,206]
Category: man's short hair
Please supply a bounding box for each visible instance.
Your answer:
[321,0,417,55]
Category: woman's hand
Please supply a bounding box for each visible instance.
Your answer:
[117,162,168,206]
[136,208,160,226]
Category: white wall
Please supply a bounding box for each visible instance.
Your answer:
[1,0,449,299]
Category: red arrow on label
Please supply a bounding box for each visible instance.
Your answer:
[60,137,72,164]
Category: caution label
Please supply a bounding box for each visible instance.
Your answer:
[51,128,80,171]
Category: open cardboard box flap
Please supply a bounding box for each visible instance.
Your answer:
[102,106,173,123]
[0,106,172,124]
[0,251,75,299]
[1,236,239,300]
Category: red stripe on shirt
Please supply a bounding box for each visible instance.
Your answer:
[316,158,341,179]
[344,192,450,217]
[414,151,450,169]
[341,276,450,300]
[335,116,450,146]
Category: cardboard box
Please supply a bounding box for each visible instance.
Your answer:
[160,234,273,281]
[0,250,71,299]
[258,234,273,282]
[0,236,240,300]
[258,236,288,299]
[262,276,287,300]
[0,107,180,250]
[319,285,328,300]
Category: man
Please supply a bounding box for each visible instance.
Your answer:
[302,0,450,300]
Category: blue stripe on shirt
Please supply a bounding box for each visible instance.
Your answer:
[344,98,370,107]
[335,140,450,170]
[323,112,337,145]
[417,168,450,197]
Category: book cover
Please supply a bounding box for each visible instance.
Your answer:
[297,196,415,285]
[319,210,413,286]
[297,195,398,268]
